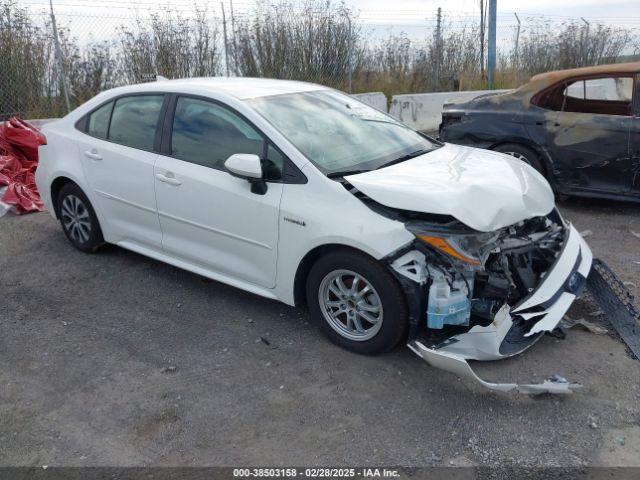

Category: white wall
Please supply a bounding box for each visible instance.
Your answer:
[351,92,387,112]
[388,90,511,132]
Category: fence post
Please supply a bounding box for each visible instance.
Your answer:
[347,15,353,93]
[487,0,496,89]
[49,0,71,113]
[581,17,590,66]
[230,0,238,75]
[221,2,230,76]
[513,12,520,67]
[433,7,441,91]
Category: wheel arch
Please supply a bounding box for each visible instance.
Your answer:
[293,243,383,309]
[49,175,105,230]
[50,176,78,219]
[488,140,551,179]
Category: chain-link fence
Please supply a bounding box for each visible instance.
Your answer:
[2,0,640,120]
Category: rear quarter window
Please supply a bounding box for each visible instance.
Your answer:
[86,101,113,139]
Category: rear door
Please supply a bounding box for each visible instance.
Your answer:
[533,75,633,194]
[76,94,166,248]
[154,95,285,288]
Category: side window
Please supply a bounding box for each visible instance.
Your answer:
[108,95,164,150]
[87,101,113,139]
[171,96,266,172]
[561,76,633,116]
[566,77,633,102]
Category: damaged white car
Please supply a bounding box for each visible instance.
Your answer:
[36,79,592,393]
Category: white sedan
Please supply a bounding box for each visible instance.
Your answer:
[35,78,592,393]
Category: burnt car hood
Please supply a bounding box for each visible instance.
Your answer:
[345,143,555,232]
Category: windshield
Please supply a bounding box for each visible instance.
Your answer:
[247,90,439,175]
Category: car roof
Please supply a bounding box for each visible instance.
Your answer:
[103,77,328,100]
[528,61,640,84]
[515,61,640,97]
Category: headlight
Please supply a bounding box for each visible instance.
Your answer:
[406,223,498,266]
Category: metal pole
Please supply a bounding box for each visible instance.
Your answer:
[221,2,230,77]
[487,0,497,89]
[434,7,441,91]
[513,12,520,66]
[49,0,71,113]
[347,16,352,93]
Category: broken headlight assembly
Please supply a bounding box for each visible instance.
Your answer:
[405,222,498,266]
[403,222,502,330]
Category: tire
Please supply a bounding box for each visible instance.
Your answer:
[57,183,104,253]
[493,143,545,176]
[306,249,408,355]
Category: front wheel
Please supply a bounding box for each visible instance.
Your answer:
[306,249,408,355]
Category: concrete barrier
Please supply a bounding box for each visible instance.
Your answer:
[351,92,387,112]
[389,89,511,132]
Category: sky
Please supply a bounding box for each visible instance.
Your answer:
[349,0,639,24]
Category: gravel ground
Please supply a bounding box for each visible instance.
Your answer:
[0,197,639,468]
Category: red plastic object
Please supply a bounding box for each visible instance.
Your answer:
[0,117,46,214]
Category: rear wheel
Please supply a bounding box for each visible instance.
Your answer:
[57,183,104,253]
[306,249,408,355]
[493,143,545,176]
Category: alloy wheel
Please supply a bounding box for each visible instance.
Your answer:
[318,269,384,341]
[61,194,92,244]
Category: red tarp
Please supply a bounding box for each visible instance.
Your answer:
[0,117,46,214]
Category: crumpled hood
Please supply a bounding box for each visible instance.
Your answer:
[345,143,555,232]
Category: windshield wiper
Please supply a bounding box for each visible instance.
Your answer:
[375,149,429,170]
[326,169,371,179]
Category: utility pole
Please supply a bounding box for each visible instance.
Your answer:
[434,7,442,91]
[49,0,71,113]
[487,0,497,89]
[221,2,230,76]
[230,0,238,75]
[479,0,485,81]
[513,12,521,66]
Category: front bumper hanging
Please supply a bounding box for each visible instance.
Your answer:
[406,224,593,394]
[408,340,582,394]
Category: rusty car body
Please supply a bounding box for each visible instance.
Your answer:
[440,62,640,202]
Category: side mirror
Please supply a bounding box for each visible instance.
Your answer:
[224,153,267,195]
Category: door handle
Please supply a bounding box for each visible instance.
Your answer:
[83,149,102,161]
[155,172,182,186]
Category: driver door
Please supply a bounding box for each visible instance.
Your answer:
[154,95,284,288]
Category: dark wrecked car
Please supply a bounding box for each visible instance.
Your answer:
[440,62,640,202]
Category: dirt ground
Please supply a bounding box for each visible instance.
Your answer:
[0,197,639,468]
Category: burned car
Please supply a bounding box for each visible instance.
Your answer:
[440,62,640,202]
